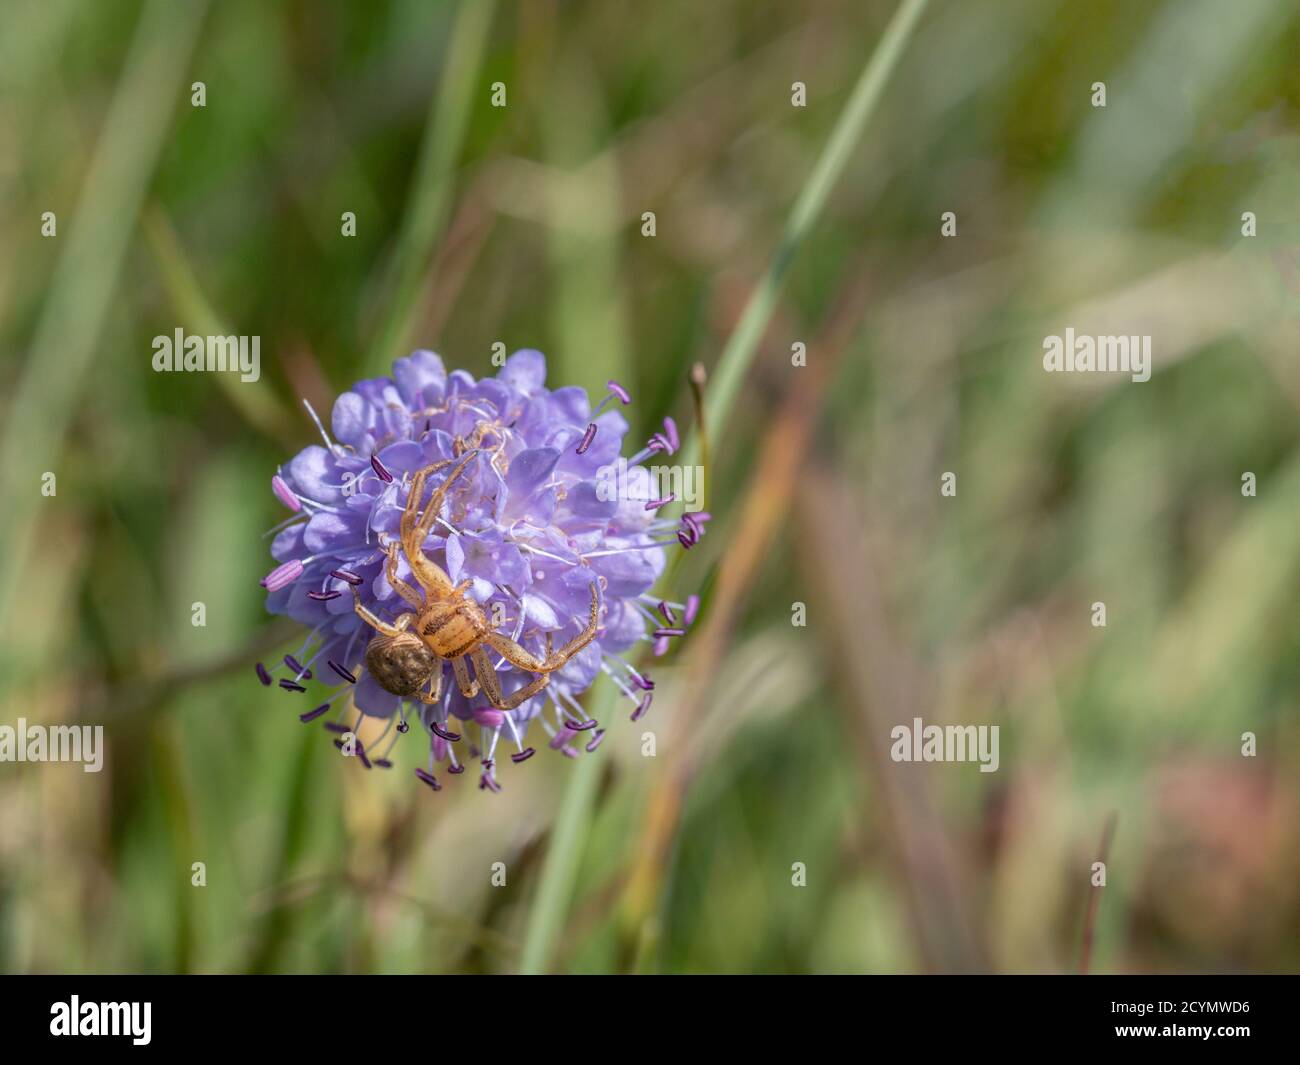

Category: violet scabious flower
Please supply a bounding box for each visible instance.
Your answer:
[258,349,696,791]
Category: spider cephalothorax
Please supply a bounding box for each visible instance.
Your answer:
[352,450,601,711]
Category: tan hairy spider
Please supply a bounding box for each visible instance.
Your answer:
[350,450,601,711]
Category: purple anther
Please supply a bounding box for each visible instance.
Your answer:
[662,416,680,453]
[284,655,310,679]
[328,660,357,684]
[271,475,301,512]
[684,594,700,625]
[261,559,304,591]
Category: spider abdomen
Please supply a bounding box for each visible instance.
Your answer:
[365,632,437,697]
[419,602,487,660]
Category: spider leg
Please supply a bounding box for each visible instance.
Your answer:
[350,587,414,637]
[472,646,551,710]
[417,661,445,705]
[470,647,505,709]
[384,539,423,609]
[403,452,478,599]
[400,459,453,551]
[451,654,479,698]
[482,582,599,673]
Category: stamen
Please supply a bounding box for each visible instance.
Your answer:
[324,722,351,734]
[684,594,700,625]
[356,741,373,770]
[657,601,676,624]
[473,708,505,730]
[448,763,466,775]
[302,398,339,455]
[585,729,606,753]
[374,759,393,769]
[331,568,363,585]
[255,662,272,686]
[279,679,306,693]
[272,474,302,512]
[565,718,597,731]
[606,379,631,405]
[576,422,597,455]
[511,748,536,764]
[548,726,577,750]
[653,635,670,656]
[632,692,653,721]
[645,494,675,511]
[397,720,410,734]
[261,559,304,591]
[415,768,442,791]
[432,721,461,742]
[308,589,342,602]
[653,627,685,638]
[662,416,680,453]
[371,454,394,483]
[299,704,331,723]
[328,660,357,684]
[284,655,311,679]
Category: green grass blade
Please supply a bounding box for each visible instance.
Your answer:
[0,0,210,663]
[517,0,930,975]
[517,679,614,974]
[367,0,496,373]
[683,0,930,471]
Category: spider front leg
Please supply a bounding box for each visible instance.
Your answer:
[482,582,599,673]
[383,539,423,609]
[402,452,478,599]
[400,459,453,554]
[470,646,551,710]
[351,586,415,637]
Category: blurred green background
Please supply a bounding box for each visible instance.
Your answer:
[1,0,1298,974]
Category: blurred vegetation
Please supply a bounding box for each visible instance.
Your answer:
[1,0,1298,974]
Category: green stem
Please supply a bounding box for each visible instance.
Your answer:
[517,680,614,973]
[367,0,496,373]
[517,0,930,974]
[682,0,930,472]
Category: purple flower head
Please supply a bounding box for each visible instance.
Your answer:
[258,351,699,791]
